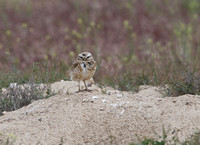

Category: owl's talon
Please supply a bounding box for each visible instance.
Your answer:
[75,90,82,93]
[75,88,83,93]
[75,89,91,93]
[84,89,92,92]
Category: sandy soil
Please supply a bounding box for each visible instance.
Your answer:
[0,81,200,145]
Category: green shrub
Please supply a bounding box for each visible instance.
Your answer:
[168,71,200,96]
[130,139,165,145]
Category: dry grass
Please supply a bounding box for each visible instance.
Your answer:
[0,0,200,95]
[0,82,55,115]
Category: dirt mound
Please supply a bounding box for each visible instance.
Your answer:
[0,81,200,145]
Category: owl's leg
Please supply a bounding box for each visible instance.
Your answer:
[78,81,81,91]
[83,80,92,91]
[75,81,81,93]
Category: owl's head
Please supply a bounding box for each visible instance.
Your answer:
[77,52,94,62]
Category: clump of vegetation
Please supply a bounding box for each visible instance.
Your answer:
[0,133,16,145]
[99,72,154,93]
[182,132,200,145]
[0,61,60,116]
[0,82,54,115]
[130,126,170,145]
[130,130,200,145]
[168,70,200,96]
[130,138,165,145]
[0,61,69,89]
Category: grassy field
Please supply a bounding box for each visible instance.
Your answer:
[0,1,200,144]
[0,0,200,95]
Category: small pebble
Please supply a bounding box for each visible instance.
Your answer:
[100,108,104,111]
[9,83,17,88]
[102,99,107,103]
[120,109,125,115]
[116,94,122,97]
[82,98,88,103]
[65,98,70,101]
[92,96,99,99]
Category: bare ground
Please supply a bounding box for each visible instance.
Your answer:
[0,81,200,145]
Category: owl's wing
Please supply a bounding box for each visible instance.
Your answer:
[70,61,81,70]
[68,61,83,75]
[88,60,97,71]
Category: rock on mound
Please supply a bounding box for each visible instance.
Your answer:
[0,81,200,144]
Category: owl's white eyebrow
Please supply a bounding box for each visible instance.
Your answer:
[87,53,91,57]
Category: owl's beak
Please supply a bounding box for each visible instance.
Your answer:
[83,63,86,68]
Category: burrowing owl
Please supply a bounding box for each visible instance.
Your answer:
[69,52,97,92]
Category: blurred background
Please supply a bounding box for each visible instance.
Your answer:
[0,0,200,93]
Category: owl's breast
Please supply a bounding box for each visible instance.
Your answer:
[81,65,96,80]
